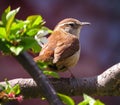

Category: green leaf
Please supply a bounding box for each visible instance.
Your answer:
[20,37,41,52]
[41,26,53,34]
[0,7,49,55]
[78,100,88,105]
[35,26,52,38]
[78,94,105,105]
[37,61,59,78]
[26,28,39,36]
[0,27,6,39]
[1,6,11,26]
[11,21,25,34]
[3,80,21,95]
[0,84,5,91]
[10,46,23,55]
[6,7,20,21]
[12,84,20,95]
[94,100,105,105]
[11,19,29,34]
[58,93,75,105]
[27,15,43,28]
[4,79,12,94]
[37,61,48,69]
[31,40,41,53]
[43,71,60,78]
[0,21,3,26]
[6,7,20,37]
[0,40,10,53]
[83,94,95,105]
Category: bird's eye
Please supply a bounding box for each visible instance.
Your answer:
[69,23,74,27]
[68,22,76,27]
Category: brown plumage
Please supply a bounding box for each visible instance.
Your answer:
[34,18,90,71]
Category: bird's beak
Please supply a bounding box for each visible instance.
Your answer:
[81,22,90,26]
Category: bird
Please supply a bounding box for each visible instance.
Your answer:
[34,18,90,72]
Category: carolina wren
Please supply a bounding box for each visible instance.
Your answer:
[34,18,90,71]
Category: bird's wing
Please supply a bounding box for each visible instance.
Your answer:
[34,31,58,62]
[34,43,55,62]
[53,35,79,63]
[34,30,79,63]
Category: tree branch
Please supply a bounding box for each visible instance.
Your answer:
[0,63,120,98]
[15,52,63,105]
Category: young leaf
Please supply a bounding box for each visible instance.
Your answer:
[10,46,23,55]
[4,79,12,94]
[83,94,95,105]
[0,27,6,39]
[43,71,60,78]
[1,6,11,26]
[20,37,41,52]
[12,84,20,95]
[78,94,105,105]
[26,15,43,28]
[0,40,10,53]
[0,7,50,55]
[58,93,75,105]
[31,40,41,53]
[11,20,26,35]
[26,28,39,36]
[6,7,20,37]
[37,61,48,69]
[94,100,105,105]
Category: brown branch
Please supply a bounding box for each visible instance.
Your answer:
[15,52,63,105]
[0,63,120,99]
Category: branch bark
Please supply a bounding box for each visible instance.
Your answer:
[0,63,120,98]
[15,52,63,105]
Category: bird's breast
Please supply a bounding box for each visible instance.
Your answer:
[56,50,80,69]
[65,50,80,67]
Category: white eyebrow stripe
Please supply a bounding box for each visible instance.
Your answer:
[57,22,74,27]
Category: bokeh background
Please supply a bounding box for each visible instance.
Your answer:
[0,0,120,105]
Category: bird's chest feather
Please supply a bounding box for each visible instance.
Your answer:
[56,50,80,69]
